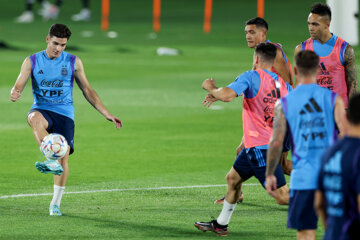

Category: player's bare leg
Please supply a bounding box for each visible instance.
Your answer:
[215,143,245,204]
[28,111,66,215]
[195,167,243,236]
[297,229,315,240]
[273,184,289,205]
[49,147,70,216]
[224,167,243,204]
[27,111,49,146]
[54,147,70,186]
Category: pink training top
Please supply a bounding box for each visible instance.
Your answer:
[302,37,348,107]
[242,70,289,148]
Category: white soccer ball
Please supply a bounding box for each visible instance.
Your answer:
[40,133,68,160]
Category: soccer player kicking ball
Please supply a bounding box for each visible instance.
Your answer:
[10,23,122,216]
[266,51,347,240]
[195,42,292,236]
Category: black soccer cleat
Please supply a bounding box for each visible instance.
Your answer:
[194,219,229,236]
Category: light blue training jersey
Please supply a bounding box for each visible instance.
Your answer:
[29,50,76,120]
[280,84,338,190]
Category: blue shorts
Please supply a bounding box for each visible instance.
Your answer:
[287,189,318,230]
[29,109,75,155]
[233,147,286,188]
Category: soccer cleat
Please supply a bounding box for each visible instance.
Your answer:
[14,11,34,23]
[35,160,63,175]
[71,9,91,22]
[49,204,62,216]
[194,219,228,236]
[42,5,59,21]
[214,192,244,204]
[38,1,52,16]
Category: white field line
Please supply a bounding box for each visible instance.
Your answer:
[0,183,259,199]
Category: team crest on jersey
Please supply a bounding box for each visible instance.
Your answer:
[61,67,68,76]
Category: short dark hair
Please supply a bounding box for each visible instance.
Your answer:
[48,24,72,39]
[348,94,360,125]
[245,17,268,30]
[254,42,277,63]
[295,50,319,76]
[311,3,331,20]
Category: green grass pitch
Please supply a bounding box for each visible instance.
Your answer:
[0,0,359,239]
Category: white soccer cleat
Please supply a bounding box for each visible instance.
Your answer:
[38,1,51,16]
[15,11,34,23]
[42,5,59,21]
[71,9,91,22]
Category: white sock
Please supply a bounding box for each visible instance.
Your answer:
[50,185,65,207]
[217,200,237,226]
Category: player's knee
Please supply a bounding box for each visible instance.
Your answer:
[273,185,289,205]
[226,173,241,189]
[27,112,47,128]
[275,196,289,205]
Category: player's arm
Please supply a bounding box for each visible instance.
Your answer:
[265,101,287,197]
[314,190,327,229]
[344,45,358,100]
[74,57,122,129]
[202,78,237,104]
[10,57,31,102]
[334,96,348,137]
[294,45,302,58]
[273,48,293,86]
[293,45,302,86]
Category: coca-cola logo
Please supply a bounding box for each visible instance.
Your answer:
[317,77,332,85]
[40,79,63,88]
[264,105,274,114]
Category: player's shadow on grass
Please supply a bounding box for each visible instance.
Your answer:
[65,214,277,238]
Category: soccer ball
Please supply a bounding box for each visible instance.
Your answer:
[40,133,68,160]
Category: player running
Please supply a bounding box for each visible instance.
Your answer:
[195,42,292,236]
[214,17,293,205]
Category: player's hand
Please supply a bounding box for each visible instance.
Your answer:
[106,115,123,129]
[265,175,278,198]
[202,78,216,91]
[10,87,21,102]
[236,142,244,156]
[202,93,217,107]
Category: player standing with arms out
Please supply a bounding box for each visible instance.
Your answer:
[214,17,294,205]
[315,94,360,240]
[294,3,358,109]
[10,24,122,216]
[194,43,291,236]
[266,50,347,240]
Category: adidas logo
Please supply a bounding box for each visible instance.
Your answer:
[267,89,280,98]
[299,98,323,115]
[319,62,329,75]
[38,70,44,74]
[263,88,280,103]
